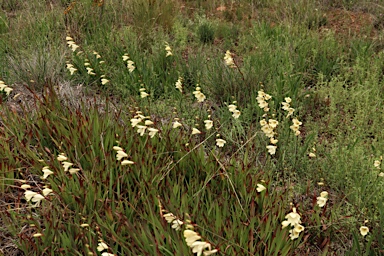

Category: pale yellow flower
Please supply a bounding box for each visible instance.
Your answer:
[192,128,201,135]
[163,212,184,230]
[121,160,134,165]
[62,161,73,172]
[193,90,206,102]
[42,188,53,196]
[136,125,147,136]
[171,219,183,231]
[175,77,183,92]
[281,220,290,229]
[163,213,177,223]
[258,100,268,109]
[24,190,38,202]
[122,54,130,61]
[144,120,154,126]
[228,104,237,112]
[232,110,241,119]
[113,146,124,151]
[270,138,278,144]
[316,196,327,207]
[292,118,302,126]
[173,121,183,128]
[21,184,31,189]
[130,118,142,127]
[203,249,218,255]
[57,153,68,161]
[93,51,101,59]
[203,249,218,256]
[260,119,267,126]
[101,253,115,256]
[148,127,159,138]
[257,90,266,97]
[360,226,369,236]
[97,242,109,252]
[116,150,128,161]
[140,91,149,98]
[70,44,79,52]
[374,160,381,169]
[127,60,135,73]
[320,191,328,198]
[204,120,213,130]
[290,124,300,132]
[289,228,300,240]
[260,122,273,134]
[282,102,290,111]
[294,224,305,233]
[184,230,201,247]
[31,194,45,204]
[101,78,109,85]
[165,43,173,57]
[287,108,295,117]
[266,145,277,155]
[224,50,235,68]
[309,152,316,158]
[285,97,292,103]
[191,241,212,256]
[33,233,43,238]
[282,208,301,227]
[256,184,266,192]
[2,87,13,95]
[86,67,96,75]
[261,125,275,138]
[69,168,80,174]
[42,168,54,179]
[68,66,77,75]
[268,119,278,128]
[80,223,89,227]
[216,139,226,147]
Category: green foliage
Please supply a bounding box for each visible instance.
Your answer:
[0,11,8,34]
[172,18,190,49]
[0,0,22,12]
[197,22,215,44]
[215,22,240,49]
[127,0,178,49]
[1,0,384,255]
[0,88,294,255]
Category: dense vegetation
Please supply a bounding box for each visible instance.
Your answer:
[1,0,384,255]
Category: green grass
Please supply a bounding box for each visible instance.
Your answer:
[1,0,384,255]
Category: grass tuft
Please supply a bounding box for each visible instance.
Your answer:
[1,1,384,255]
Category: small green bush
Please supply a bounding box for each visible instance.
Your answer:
[197,22,215,44]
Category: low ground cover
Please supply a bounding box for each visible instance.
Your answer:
[1,0,384,255]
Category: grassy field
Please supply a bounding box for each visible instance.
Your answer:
[1,0,384,255]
